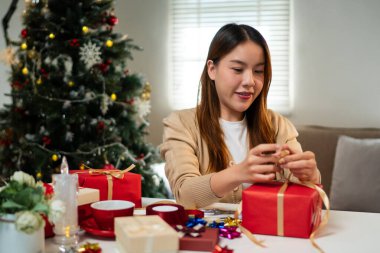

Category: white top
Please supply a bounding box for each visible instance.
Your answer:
[220,118,251,189]
[219,117,248,164]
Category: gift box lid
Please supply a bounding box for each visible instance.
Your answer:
[78,187,100,206]
[115,215,179,253]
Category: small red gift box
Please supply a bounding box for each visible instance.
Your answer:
[242,182,322,238]
[179,228,219,251]
[78,187,100,223]
[70,166,142,208]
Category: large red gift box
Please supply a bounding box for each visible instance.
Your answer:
[70,167,142,208]
[242,182,322,238]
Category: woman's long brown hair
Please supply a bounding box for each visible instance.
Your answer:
[196,23,276,173]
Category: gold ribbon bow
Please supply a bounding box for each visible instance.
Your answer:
[85,164,135,179]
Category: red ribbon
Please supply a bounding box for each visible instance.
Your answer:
[213,245,234,253]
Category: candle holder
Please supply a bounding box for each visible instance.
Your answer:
[52,173,79,253]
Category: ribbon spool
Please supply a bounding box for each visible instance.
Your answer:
[185,209,204,219]
[146,203,187,226]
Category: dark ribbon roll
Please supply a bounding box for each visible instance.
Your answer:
[185,209,204,218]
[146,203,187,226]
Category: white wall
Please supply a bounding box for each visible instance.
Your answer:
[290,0,380,128]
[1,0,380,147]
[114,0,170,146]
[0,1,24,106]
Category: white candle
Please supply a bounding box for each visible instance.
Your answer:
[52,173,78,250]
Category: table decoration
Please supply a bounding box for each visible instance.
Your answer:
[0,171,64,253]
[213,245,234,253]
[52,158,79,253]
[77,242,102,253]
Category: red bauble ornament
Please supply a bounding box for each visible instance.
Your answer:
[40,68,48,77]
[98,63,109,73]
[107,15,118,26]
[42,136,52,145]
[126,98,134,105]
[11,81,24,90]
[105,59,112,65]
[97,121,105,130]
[21,29,28,38]
[70,38,80,47]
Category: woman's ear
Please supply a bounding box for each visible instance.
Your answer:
[207,60,216,80]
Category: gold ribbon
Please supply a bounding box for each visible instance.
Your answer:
[276,179,330,253]
[277,181,288,237]
[75,164,135,200]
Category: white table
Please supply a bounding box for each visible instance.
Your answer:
[45,198,380,253]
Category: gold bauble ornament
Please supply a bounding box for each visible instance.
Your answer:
[141,92,150,100]
[49,33,55,39]
[27,49,37,59]
[52,154,59,161]
[82,26,89,34]
[141,82,152,100]
[110,93,117,101]
[22,67,29,75]
[105,40,113,48]
[36,171,42,179]
[21,43,28,50]
[36,78,42,85]
[68,81,75,87]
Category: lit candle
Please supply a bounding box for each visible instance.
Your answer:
[52,172,78,251]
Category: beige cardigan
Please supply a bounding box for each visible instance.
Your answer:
[160,108,308,209]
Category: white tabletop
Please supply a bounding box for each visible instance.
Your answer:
[45,198,380,253]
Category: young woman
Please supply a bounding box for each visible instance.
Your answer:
[160,23,320,209]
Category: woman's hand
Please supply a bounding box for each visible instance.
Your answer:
[278,145,319,182]
[237,143,284,183]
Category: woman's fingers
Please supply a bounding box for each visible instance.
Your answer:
[248,164,280,174]
[249,143,281,156]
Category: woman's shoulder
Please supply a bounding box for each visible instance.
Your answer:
[164,108,198,128]
[266,109,298,138]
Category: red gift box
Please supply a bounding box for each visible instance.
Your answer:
[179,228,219,251]
[242,182,322,238]
[70,167,142,208]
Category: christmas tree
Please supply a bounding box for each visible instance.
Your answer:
[0,0,168,197]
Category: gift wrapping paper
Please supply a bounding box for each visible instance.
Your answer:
[115,215,178,253]
[78,187,100,206]
[78,187,100,223]
[70,169,142,208]
[242,182,322,238]
[179,228,219,251]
